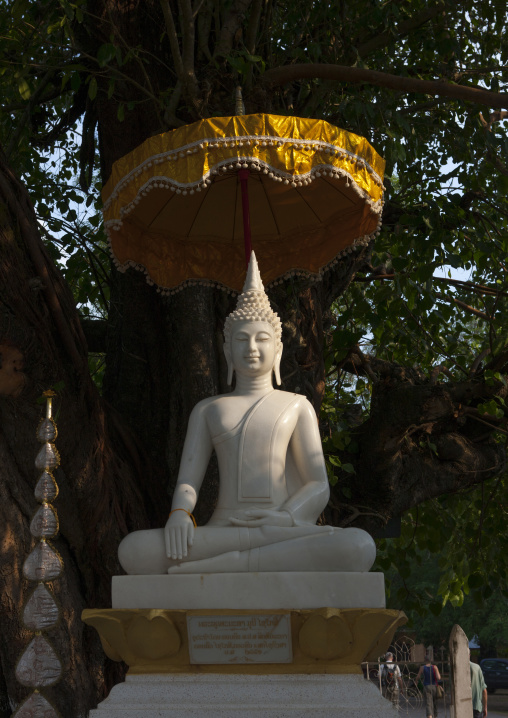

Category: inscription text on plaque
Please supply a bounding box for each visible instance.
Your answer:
[187,613,292,664]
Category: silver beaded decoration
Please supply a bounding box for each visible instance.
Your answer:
[13,391,62,717]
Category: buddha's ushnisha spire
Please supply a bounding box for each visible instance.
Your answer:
[242,251,264,293]
[224,252,282,343]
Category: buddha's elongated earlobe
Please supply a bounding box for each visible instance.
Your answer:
[224,343,234,385]
[273,345,282,386]
[227,362,234,386]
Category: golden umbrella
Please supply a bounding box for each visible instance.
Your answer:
[102,113,385,294]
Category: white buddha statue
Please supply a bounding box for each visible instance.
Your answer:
[118,253,376,575]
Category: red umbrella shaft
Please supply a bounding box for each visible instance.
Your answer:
[239,169,252,267]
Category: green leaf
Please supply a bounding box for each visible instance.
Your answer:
[17,78,31,100]
[97,43,116,67]
[88,76,98,100]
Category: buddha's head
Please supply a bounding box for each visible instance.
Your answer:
[224,252,282,385]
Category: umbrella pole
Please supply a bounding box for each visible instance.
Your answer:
[238,169,252,267]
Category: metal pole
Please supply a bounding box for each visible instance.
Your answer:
[238,168,252,267]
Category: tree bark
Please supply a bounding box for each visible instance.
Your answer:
[0,157,162,715]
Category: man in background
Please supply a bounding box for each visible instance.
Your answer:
[381,652,404,707]
[470,659,488,718]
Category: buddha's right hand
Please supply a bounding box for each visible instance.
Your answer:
[164,512,195,560]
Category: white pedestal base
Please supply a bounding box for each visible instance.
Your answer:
[90,674,397,717]
[112,572,386,610]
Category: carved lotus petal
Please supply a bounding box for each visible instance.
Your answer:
[23,584,60,631]
[299,613,353,660]
[126,614,181,660]
[15,635,62,687]
[12,690,59,718]
[23,542,62,582]
[34,472,59,503]
[36,418,57,443]
[30,505,59,539]
[35,443,60,471]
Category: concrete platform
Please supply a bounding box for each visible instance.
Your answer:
[89,673,398,717]
[112,571,386,610]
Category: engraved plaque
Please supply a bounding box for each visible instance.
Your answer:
[15,636,62,687]
[13,690,59,718]
[35,443,60,471]
[23,542,62,582]
[34,471,59,503]
[36,418,57,443]
[23,583,60,631]
[187,613,292,664]
[30,505,59,539]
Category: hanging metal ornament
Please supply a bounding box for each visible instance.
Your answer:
[13,391,63,718]
[23,584,60,632]
[15,636,62,688]
[11,691,60,718]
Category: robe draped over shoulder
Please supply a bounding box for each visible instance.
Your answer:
[211,391,302,504]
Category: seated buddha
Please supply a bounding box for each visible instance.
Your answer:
[118,253,376,575]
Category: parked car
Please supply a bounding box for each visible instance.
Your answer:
[480,658,508,693]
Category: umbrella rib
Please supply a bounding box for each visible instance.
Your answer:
[293,184,324,223]
[232,173,238,242]
[259,175,282,236]
[322,175,355,203]
[184,186,212,237]
[147,191,178,229]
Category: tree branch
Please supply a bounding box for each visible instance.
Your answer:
[326,374,507,532]
[469,348,491,377]
[245,0,263,54]
[263,64,508,109]
[354,1,445,59]
[197,1,213,61]
[434,292,491,320]
[178,0,200,98]
[479,110,508,130]
[355,273,508,299]
[213,0,253,58]
[159,0,185,79]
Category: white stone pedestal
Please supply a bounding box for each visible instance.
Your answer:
[112,572,386,610]
[90,674,397,717]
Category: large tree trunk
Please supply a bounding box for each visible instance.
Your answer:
[0,157,163,715]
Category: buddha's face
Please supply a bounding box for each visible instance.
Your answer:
[228,320,280,378]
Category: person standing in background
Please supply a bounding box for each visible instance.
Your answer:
[381,652,404,706]
[416,655,441,718]
[470,659,488,718]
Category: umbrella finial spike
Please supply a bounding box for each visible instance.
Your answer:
[242,251,264,293]
[235,86,245,116]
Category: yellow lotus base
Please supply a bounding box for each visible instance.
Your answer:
[82,607,406,675]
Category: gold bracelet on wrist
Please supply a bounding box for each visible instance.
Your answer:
[168,508,197,527]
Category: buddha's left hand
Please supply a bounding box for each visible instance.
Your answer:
[229,509,292,527]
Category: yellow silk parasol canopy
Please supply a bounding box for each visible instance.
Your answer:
[102,114,385,293]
